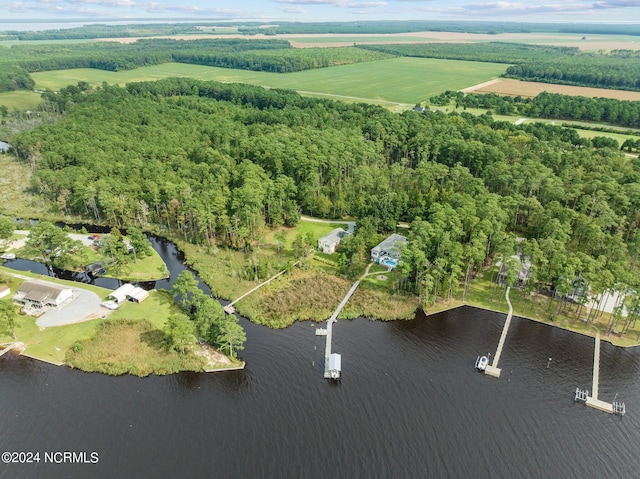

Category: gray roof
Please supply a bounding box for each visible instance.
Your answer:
[17,280,69,302]
[372,234,408,253]
[319,228,348,245]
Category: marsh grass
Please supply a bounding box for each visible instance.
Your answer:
[238,269,418,328]
[66,318,205,376]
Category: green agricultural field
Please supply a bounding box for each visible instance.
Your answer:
[31,57,507,105]
[0,90,43,110]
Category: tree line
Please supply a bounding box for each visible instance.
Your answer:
[10,77,640,318]
[431,90,640,128]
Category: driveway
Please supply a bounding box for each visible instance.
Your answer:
[36,284,105,328]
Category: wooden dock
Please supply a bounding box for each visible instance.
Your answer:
[584,331,624,415]
[223,262,298,315]
[485,286,513,378]
[0,343,16,358]
[321,263,373,379]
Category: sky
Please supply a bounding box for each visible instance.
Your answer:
[1,0,640,24]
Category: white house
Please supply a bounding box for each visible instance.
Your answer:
[0,285,10,299]
[317,228,348,254]
[370,234,407,269]
[13,280,73,310]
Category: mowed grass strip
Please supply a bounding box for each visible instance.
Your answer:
[31,57,506,105]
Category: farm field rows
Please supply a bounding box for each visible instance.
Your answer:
[466,78,640,101]
[29,57,507,105]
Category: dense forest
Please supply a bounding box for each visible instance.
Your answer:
[0,65,35,93]
[10,78,640,323]
[360,43,640,91]
[430,91,640,129]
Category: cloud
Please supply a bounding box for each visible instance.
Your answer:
[277,5,308,13]
[419,1,608,17]
[275,0,386,8]
[593,0,640,7]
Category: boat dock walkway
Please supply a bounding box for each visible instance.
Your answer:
[224,261,299,315]
[485,286,513,378]
[585,331,623,414]
[322,263,373,378]
[0,343,16,357]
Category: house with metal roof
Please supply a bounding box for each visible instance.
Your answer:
[317,228,348,254]
[13,280,73,311]
[370,234,407,269]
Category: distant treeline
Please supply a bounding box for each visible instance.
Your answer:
[430,91,640,128]
[504,55,640,91]
[4,21,640,41]
[358,42,579,64]
[237,20,640,36]
[172,47,391,73]
[0,39,389,93]
[361,42,640,92]
[1,23,206,40]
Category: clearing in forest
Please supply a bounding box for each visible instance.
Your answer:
[464,79,640,101]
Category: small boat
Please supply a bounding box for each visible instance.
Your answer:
[0,253,16,260]
[475,355,488,371]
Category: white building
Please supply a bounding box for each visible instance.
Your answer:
[108,283,149,304]
[317,228,348,254]
[108,283,136,303]
[127,287,149,303]
[13,280,73,311]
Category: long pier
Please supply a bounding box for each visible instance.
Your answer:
[485,286,513,378]
[321,263,373,378]
[585,331,615,413]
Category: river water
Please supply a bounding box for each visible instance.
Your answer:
[1,236,639,478]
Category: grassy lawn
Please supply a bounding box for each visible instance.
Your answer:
[100,247,169,281]
[108,289,177,331]
[30,57,507,105]
[0,90,43,111]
